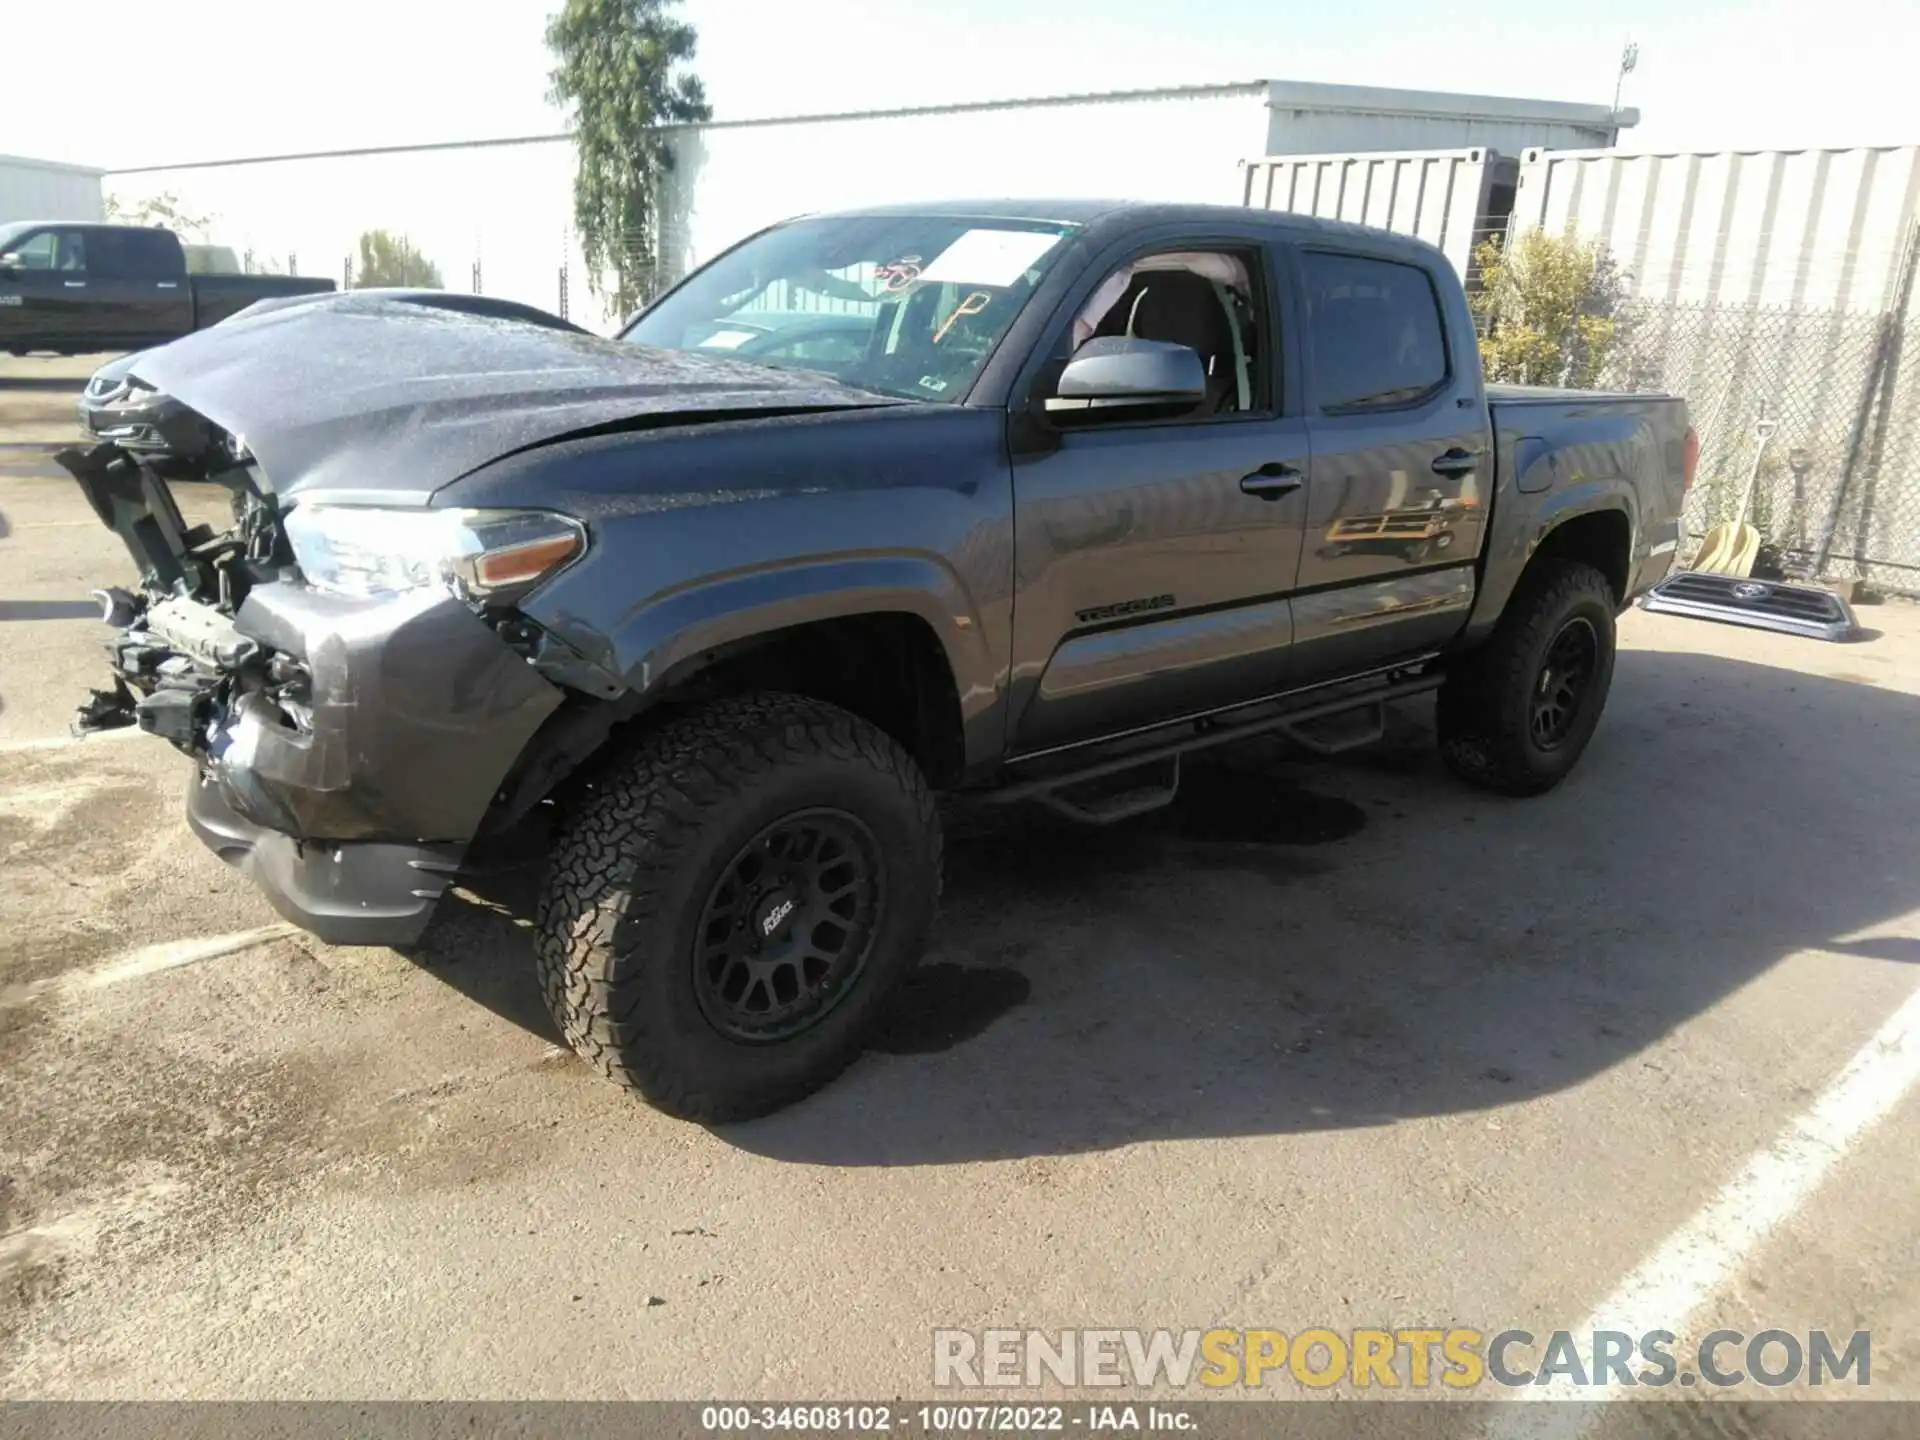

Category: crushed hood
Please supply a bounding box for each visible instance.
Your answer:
[126,292,907,499]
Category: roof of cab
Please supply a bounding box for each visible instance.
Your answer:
[809,197,1448,259]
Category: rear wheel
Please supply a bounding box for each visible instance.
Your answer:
[535,693,942,1121]
[1436,560,1617,796]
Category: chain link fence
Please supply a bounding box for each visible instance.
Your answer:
[549,225,689,330]
[1592,238,1920,595]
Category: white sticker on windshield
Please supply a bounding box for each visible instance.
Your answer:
[917,229,1062,288]
[699,329,758,349]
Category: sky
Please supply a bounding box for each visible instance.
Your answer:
[6,0,1917,172]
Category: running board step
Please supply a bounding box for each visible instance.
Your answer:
[1640,571,1859,642]
[1037,756,1181,825]
[984,670,1447,822]
[1277,702,1386,755]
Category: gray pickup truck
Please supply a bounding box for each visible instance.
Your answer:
[61,200,1693,1120]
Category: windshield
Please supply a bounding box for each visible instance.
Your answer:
[0,221,35,254]
[622,214,1077,402]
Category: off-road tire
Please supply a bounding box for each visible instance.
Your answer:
[536,693,942,1121]
[1436,560,1618,797]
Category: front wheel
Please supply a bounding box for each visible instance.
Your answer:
[535,693,942,1121]
[1436,560,1618,796]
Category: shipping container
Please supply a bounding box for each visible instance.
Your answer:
[1239,147,1517,278]
[0,154,105,226]
[1510,145,1920,312]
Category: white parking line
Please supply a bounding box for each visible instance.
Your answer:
[0,727,142,755]
[0,925,300,1013]
[80,926,299,991]
[1486,976,1920,1436]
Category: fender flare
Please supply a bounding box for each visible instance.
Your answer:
[604,552,1004,768]
[1463,476,1639,647]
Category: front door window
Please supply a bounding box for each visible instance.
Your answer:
[11,229,87,272]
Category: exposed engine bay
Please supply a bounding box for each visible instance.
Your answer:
[60,390,298,750]
[58,379,581,862]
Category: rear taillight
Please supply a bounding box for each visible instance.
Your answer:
[1682,426,1700,492]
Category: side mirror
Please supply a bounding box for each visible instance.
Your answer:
[0,253,21,278]
[1051,336,1206,409]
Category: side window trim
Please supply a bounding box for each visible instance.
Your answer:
[57,229,88,275]
[1293,245,1453,418]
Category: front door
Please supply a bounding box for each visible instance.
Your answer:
[0,227,98,351]
[1006,241,1311,753]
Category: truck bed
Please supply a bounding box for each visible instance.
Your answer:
[192,274,337,329]
[1470,388,1692,643]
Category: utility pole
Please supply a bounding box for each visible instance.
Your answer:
[1614,41,1640,113]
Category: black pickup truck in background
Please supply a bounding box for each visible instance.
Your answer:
[0,221,334,355]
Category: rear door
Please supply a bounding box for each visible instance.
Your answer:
[1285,242,1491,680]
[0,227,97,350]
[87,229,192,348]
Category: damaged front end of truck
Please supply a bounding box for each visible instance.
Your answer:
[59,379,573,946]
[58,292,915,945]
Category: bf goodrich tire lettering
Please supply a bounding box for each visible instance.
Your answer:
[534,692,943,1121]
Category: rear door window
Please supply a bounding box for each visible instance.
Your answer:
[117,229,181,280]
[1299,251,1449,412]
[86,231,130,278]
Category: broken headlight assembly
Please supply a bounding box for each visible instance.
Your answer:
[281,505,587,605]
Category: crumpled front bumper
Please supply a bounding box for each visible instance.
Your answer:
[188,780,465,946]
[147,581,563,945]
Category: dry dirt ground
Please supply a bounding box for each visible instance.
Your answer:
[2,358,1918,1433]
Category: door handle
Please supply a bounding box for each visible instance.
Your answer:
[156,282,179,290]
[63,280,87,289]
[1239,462,1304,500]
[1431,447,1485,477]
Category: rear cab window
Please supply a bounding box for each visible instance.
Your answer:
[1298,251,1450,413]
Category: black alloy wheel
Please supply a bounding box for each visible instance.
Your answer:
[1528,616,1600,750]
[692,809,884,1043]
[1434,559,1618,797]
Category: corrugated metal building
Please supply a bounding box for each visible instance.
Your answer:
[0,154,105,225]
[102,79,1634,328]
